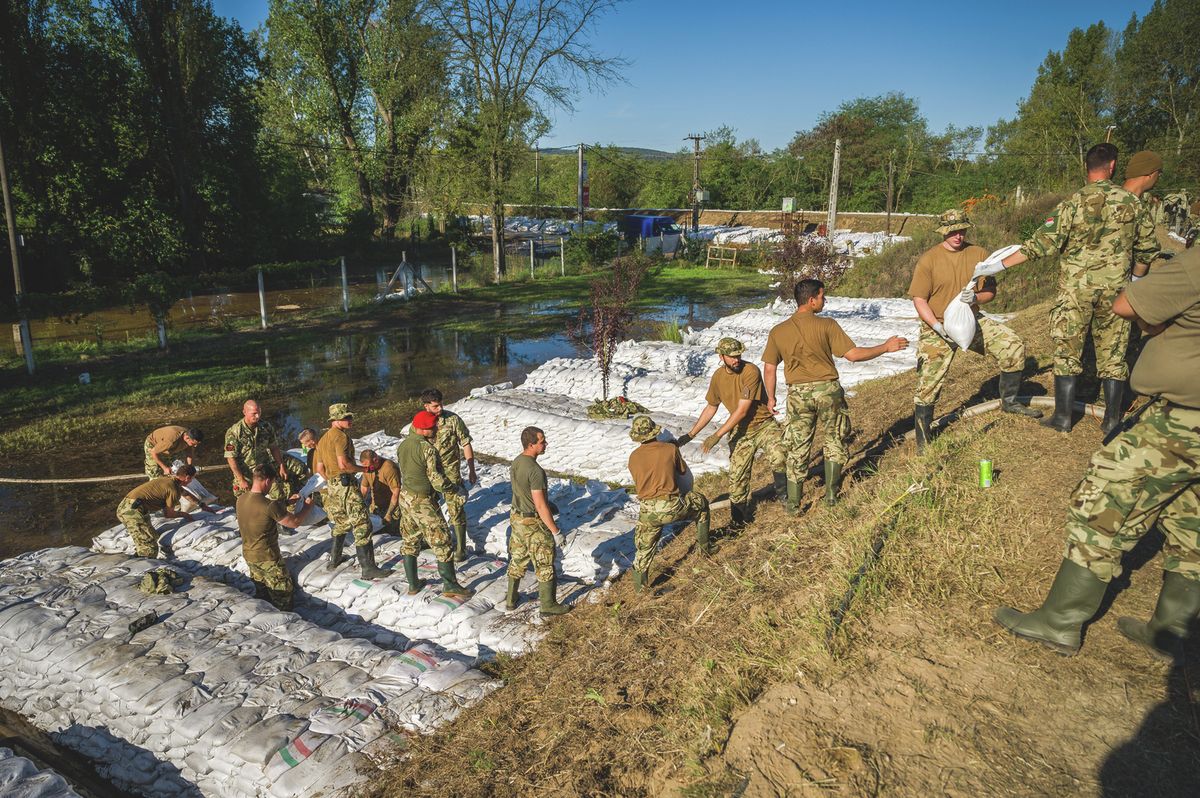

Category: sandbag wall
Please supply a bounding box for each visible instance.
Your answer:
[0,748,81,797]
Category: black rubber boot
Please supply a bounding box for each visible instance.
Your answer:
[824,460,843,505]
[696,517,719,556]
[326,534,346,571]
[729,502,750,531]
[785,480,803,516]
[993,559,1108,655]
[504,577,521,611]
[1040,375,1078,433]
[914,404,934,453]
[1117,571,1200,661]
[632,569,646,593]
[999,371,1043,418]
[266,588,294,612]
[403,554,424,595]
[438,561,474,598]
[773,471,787,500]
[1100,379,1125,436]
[453,522,468,563]
[356,543,389,580]
[538,576,572,615]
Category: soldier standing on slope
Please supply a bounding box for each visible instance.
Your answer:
[994,244,1200,659]
[421,388,477,561]
[762,279,907,512]
[1000,143,1159,435]
[679,337,785,529]
[313,403,388,579]
[909,209,1041,452]
[504,426,571,615]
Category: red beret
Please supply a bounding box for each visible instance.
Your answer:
[412,410,439,430]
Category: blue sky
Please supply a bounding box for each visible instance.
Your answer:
[213,0,1153,152]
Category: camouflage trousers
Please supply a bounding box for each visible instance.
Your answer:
[1065,401,1200,583]
[397,490,453,561]
[231,463,288,501]
[438,479,467,530]
[507,513,557,583]
[247,557,294,611]
[634,492,710,574]
[1051,284,1131,379]
[784,380,850,480]
[728,421,786,504]
[914,317,1025,406]
[323,480,372,547]
[116,498,159,559]
[279,456,309,500]
[143,439,169,480]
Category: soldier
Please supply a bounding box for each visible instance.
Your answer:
[421,388,477,561]
[1120,150,1173,267]
[360,449,402,535]
[909,209,1042,452]
[143,425,202,479]
[627,414,714,592]
[313,403,388,579]
[298,428,318,473]
[763,279,908,513]
[679,337,785,528]
[236,463,316,610]
[223,400,287,499]
[504,426,571,615]
[116,464,207,559]
[994,244,1200,658]
[394,410,473,598]
[1000,143,1160,434]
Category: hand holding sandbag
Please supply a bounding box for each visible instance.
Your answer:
[971,244,1022,279]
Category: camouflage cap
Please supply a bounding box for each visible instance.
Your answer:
[629,414,662,443]
[935,209,972,236]
[1125,150,1163,179]
[328,402,354,421]
[714,337,745,357]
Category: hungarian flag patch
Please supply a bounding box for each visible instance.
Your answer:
[1044,217,1055,227]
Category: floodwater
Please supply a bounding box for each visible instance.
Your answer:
[0,287,771,559]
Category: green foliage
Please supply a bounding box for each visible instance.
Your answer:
[564,229,619,270]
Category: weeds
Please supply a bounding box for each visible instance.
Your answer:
[656,317,684,343]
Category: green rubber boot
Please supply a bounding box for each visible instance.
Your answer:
[326,533,346,571]
[696,517,719,556]
[356,542,389,580]
[632,569,646,593]
[438,560,474,598]
[453,522,468,562]
[914,403,934,453]
[993,559,1108,655]
[504,577,521,612]
[824,460,843,505]
[785,479,803,516]
[773,471,787,501]
[1117,571,1200,661]
[403,555,424,595]
[538,576,572,615]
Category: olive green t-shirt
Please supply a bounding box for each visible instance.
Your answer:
[363,459,402,509]
[314,426,355,477]
[236,492,287,563]
[1127,247,1200,408]
[147,425,192,457]
[627,440,683,500]
[510,454,548,516]
[705,361,773,432]
[124,476,182,513]
[762,311,855,385]
[907,243,995,322]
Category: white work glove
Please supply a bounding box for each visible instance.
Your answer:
[1130,274,1142,282]
[932,322,954,344]
[959,285,976,305]
[553,531,566,548]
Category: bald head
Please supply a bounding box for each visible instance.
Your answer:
[242,400,261,426]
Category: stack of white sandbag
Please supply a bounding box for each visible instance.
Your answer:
[0,748,81,797]
[0,547,497,798]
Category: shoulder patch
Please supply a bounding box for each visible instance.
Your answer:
[1044,217,1055,227]
[225,443,235,451]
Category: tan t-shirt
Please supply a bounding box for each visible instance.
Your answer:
[1127,246,1200,408]
[125,476,182,513]
[627,440,684,500]
[908,243,995,321]
[146,425,192,458]
[511,454,548,516]
[706,362,773,432]
[236,492,287,563]
[314,427,355,478]
[762,311,855,384]
[362,459,402,509]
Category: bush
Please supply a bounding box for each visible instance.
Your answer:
[767,235,852,301]
[564,230,620,270]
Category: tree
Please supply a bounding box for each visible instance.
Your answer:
[431,0,625,280]
[568,254,646,401]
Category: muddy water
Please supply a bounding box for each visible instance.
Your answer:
[1,291,769,559]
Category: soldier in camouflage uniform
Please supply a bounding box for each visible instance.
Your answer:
[909,209,1041,451]
[224,400,288,499]
[142,425,203,479]
[313,404,388,579]
[995,245,1200,658]
[1001,143,1160,434]
[394,410,472,598]
[680,337,785,529]
[116,465,201,558]
[1153,190,1196,249]
[627,415,714,592]
[421,388,477,561]
[504,426,571,614]
[236,464,316,610]
[763,280,907,511]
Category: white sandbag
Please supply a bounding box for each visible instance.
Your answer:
[942,281,978,350]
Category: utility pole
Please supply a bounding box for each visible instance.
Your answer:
[534,143,540,220]
[576,143,585,226]
[685,133,706,233]
[826,138,842,243]
[0,130,33,375]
